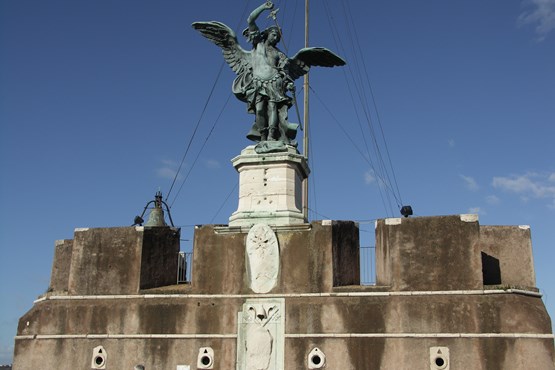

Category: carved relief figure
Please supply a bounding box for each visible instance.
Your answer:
[246,223,279,293]
[245,303,279,370]
[237,299,284,370]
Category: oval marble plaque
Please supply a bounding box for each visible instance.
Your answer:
[246,223,280,293]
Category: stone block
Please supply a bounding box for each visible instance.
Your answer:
[229,145,309,227]
[49,239,73,292]
[480,225,536,288]
[140,227,181,290]
[67,226,179,295]
[375,215,483,291]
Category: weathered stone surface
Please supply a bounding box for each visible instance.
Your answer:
[140,227,181,290]
[286,337,554,370]
[14,293,554,369]
[331,220,360,287]
[192,221,359,294]
[13,215,555,369]
[49,239,73,293]
[375,215,483,291]
[14,337,235,370]
[67,226,179,295]
[480,225,536,288]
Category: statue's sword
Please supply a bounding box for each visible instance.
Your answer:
[267,8,304,131]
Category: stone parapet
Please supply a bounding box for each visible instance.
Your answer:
[13,215,554,369]
[49,239,73,293]
[191,221,360,294]
[63,226,180,295]
[375,215,539,292]
[375,215,483,291]
[480,225,536,287]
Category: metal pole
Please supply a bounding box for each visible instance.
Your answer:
[302,0,309,222]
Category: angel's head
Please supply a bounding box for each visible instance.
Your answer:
[262,26,281,45]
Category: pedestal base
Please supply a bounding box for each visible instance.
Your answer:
[229,145,310,227]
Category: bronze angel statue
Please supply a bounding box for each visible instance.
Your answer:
[192,1,345,152]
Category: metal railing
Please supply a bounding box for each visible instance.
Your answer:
[360,246,376,285]
[177,251,193,283]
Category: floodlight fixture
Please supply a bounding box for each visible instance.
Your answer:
[400,205,413,218]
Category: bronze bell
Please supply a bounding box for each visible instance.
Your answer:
[133,191,174,227]
[144,191,167,227]
[145,206,166,227]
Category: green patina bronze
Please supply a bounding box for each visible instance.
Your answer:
[193,1,345,152]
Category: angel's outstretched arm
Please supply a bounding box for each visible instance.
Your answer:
[247,1,274,32]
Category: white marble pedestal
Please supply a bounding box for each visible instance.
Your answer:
[229,145,310,227]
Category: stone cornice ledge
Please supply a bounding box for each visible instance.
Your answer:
[34,288,542,303]
[213,223,312,234]
[16,332,555,341]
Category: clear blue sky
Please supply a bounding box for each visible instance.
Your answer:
[1,0,554,364]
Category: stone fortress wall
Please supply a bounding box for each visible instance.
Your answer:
[13,215,555,369]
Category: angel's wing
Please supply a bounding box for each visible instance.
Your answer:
[286,47,346,81]
[192,21,251,76]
